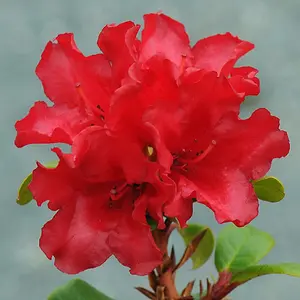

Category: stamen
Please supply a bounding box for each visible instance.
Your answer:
[75,83,105,121]
[96,104,104,112]
[110,183,130,201]
[75,82,88,103]
[180,140,216,164]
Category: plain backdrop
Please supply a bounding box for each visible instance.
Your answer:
[1,0,300,299]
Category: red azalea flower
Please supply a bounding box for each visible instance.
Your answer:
[15,12,259,149]
[15,11,289,276]
[29,137,175,275]
[107,54,289,227]
[15,33,112,147]
[98,12,259,97]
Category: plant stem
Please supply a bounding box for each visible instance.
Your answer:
[152,221,179,300]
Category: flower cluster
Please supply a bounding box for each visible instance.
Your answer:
[15,13,289,276]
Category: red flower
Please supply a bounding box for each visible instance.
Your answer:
[29,138,175,275]
[15,12,289,276]
[108,61,289,227]
[15,13,259,149]
[99,13,259,97]
[15,33,112,147]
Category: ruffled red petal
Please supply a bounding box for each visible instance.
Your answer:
[69,126,160,183]
[108,201,162,275]
[39,195,112,274]
[97,21,140,86]
[182,108,290,226]
[15,101,90,147]
[164,174,194,227]
[229,66,260,96]
[140,13,192,67]
[192,32,254,76]
[36,33,111,112]
[29,147,82,210]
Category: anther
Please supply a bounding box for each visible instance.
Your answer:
[96,104,104,112]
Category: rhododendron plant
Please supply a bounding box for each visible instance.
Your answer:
[15,12,300,300]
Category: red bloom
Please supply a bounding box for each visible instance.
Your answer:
[15,33,112,147]
[15,12,288,276]
[108,61,289,227]
[29,141,175,275]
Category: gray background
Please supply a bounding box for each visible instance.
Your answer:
[1,0,299,299]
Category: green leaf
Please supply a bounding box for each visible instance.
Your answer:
[179,224,214,269]
[214,224,275,272]
[146,214,157,230]
[48,278,114,300]
[232,263,300,283]
[253,176,285,202]
[16,173,33,205]
[16,161,58,205]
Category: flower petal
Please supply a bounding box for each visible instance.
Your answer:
[15,101,91,147]
[210,108,290,179]
[29,147,82,210]
[140,13,192,66]
[69,126,160,184]
[108,201,162,275]
[229,66,260,96]
[164,174,194,227]
[40,194,113,274]
[36,33,110,112]
[191,168,259,226]
[184,108,290,226]
[192,32,254,76]
[97,21,140,86]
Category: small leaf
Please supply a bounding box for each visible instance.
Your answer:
[214,224,275,272]
[16,161,58,205]
[16,173,33,205]
[174,228,208,272]
[179,224,214,269]
[48,278,113,300]
[232,263,300,283]
[148,270,158,292]
[135,287,156,299]
[253,176,285,202]
[181,280,195,297]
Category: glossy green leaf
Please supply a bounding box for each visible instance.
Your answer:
[232,263,300,283]
[214,224,275,272]
[179,223,214,269]
[48,278,114,300]
[253,176,285,202]
[16,161,58,205]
